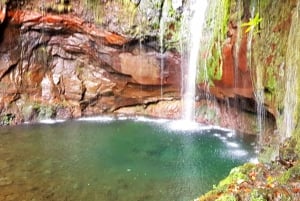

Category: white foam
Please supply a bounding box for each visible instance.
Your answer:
[213,133,221,137]
[226,132,235,138]
[77,116,114,122]
[39,119,66,124]
[165,120,212,132]
[134,116,169,124]
[231,149,248,157]
[226,142,239,148]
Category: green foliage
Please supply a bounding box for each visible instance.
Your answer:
[250,189,267,201]
[265,67,277,93]
[241,13,262,34]
[215,194,237,201]
[277,162,300,184]
[198,163,256,201]
[198,44,223,85]
[160,0,182,50]
[45,0,72,14]
[22,103,55,121]
[197,0,231,85]
[258,145,278,163]
[295,132,300,155]
[218,165,250,187]
[33,103,55,120]
[84,0,103,24]
[0,113,15,126]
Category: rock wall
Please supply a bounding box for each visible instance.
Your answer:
[0,4,181,124]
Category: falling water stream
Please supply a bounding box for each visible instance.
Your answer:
[159,0,170,98]
[181,0,208,121]
[282,0,300,141]
[246,1,265,145]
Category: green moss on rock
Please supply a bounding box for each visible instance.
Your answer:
[197,0,231,85]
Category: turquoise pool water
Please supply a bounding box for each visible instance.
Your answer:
[0,117,257,201]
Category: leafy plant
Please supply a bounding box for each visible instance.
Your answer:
[241,13,262,33]
[0,113,15,126]
[216,194,237,201]
[250,189,267,201]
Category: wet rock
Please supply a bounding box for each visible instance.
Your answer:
[0,160,9,170]
[63,76,83,101]
[0,50,20,80]
[41,75,54,101]
[56,107,72,119]
[0,2,6,24]
[8,10,128,46]
[118,52,161,85]
[220,41,235,88]
[279,138,299,166]
[0,177,12,186]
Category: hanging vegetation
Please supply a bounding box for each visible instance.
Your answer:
[197,0,231,86]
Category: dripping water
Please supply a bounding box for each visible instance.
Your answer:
[159,0,170,98]
[247,1,265,146]
[282,1,300,141]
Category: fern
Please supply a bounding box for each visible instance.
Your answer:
[241,13,262,33]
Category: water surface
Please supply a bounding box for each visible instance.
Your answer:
[0,117,256,201]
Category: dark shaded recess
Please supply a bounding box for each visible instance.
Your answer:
[141,35,161,52]
[0,18,9,45]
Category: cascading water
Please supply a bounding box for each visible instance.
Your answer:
[282,1,300,141]
[181,0,208,121]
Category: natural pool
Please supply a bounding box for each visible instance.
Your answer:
[0,116,257,201]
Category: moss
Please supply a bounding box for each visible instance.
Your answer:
[259,0,272,11]
[265,67,277,94]
[295,132,300,154]
[0,113,15,126]
[84,0,103,24]
[198,163,255,201]
[249,189,267,201]
[45,0,72,14]
[218,164,252,187]
[215,194,237,201]
[22,102,55,121]
[258,145,278,163]
[160,0,182,51]
[120,0,139,25]
[197,0,231,85]
[276,161,300,184]
[33,103,55,120]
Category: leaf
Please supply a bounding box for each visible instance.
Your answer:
[241,13,262,33]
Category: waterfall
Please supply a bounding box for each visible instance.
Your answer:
[181,0,208,121]
[282,1,300,141]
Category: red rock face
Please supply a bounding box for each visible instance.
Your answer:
[208,23,254,99]
[0,10,181,123]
